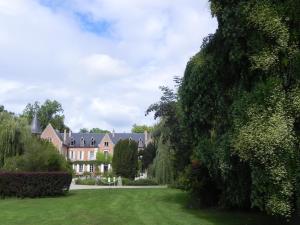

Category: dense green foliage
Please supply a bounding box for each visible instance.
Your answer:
[0,189,293,225]
[0,110,70,173]
[152,137,174,184]
[112,139,138,179]
[22,99,68,132]
[131,124,153,133]
[0,113,29,167]
[96,151,112,164]
[146,86,193,183]
[79,128,111,133]
[0,172,71,197]
[141,142,156,170]
[178,0,300,218]
[3,138,71,172]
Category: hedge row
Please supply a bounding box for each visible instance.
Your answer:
[0,172,72,198]
[122,178,158,186]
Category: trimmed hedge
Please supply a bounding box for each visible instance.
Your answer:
[122,178,158,186]
[0,172,72,198]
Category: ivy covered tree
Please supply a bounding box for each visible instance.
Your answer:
[179,0,300,218]
[112,139,138,179]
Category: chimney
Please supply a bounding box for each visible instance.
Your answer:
[112,129,115,137]
[69,130,72,138]
[63,129,67,144]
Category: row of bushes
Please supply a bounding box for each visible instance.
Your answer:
[0,172,72,198]
[75,178,158,186]
[122,178,158,186]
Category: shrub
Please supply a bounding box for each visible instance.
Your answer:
[75,178,96,185]
[122,178,158,186]
[112,139,138,179]
[0,172,72,198]
[3,138,71,173]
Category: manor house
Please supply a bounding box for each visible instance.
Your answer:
[30,115,150,174]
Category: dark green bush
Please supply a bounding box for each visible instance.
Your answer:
[122,178,158,186]
[75,178,96,185]
[0,172,72,197]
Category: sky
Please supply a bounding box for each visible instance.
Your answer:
[0,0,217,132]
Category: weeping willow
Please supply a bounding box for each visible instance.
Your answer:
[0,112,29,167]
[153,137,174,184]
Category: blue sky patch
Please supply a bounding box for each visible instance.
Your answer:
[74,12,112,37]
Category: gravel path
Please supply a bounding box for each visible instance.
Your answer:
[70,183,167,190]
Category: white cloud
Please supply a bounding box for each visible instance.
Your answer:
[0,0,217,132]
[79,54,130,78]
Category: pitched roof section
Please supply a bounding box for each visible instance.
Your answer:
[109,133,145,145]
[61,133,105,148]
[63,132,145,148]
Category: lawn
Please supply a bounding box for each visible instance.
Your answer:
[0,188,296,225]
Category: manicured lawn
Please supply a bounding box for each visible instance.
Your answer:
[0,188,295,225]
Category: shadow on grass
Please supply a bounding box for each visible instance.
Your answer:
[161,190,296,225]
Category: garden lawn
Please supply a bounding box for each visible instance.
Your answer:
[0,188,295,225]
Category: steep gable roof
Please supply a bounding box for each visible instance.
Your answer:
[64,132,145,148]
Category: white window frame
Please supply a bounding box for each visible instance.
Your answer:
[89,151,95,160]
[79,164,83,172]
[89,164,94,172]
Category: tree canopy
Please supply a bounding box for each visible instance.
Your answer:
[178,0,300,218]
[131,124,153,133]
[79,128,111,133]
[22,100,68,132]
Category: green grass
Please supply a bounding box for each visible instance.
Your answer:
[0,188,295,225]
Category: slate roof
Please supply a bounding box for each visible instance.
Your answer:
[109,133,145,145]
[30,114,42,134]
[60,132,145,148]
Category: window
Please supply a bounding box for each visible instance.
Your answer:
[104,164,108,172]
[79,151,83,160]
[89,164,94,172]
[89,151,95,160]
[79,164,83,172]
[70,151,73,159]
[80,137,85,147]
[104,141,109,147]
[91,138,96,147]
[47,137,52,142]
[70,138,75,146]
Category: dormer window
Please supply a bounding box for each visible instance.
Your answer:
[70,138,75,146]
[104,141,109,147]
[129,137,132,141]
[91,138,96,147]
[80,137,85,147]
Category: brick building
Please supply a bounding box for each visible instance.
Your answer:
[31,117,150,174]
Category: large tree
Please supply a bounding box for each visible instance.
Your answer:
[22,100,68,132]
[0,112,28,167]
[179,0,300,217]
[112,139,138,179]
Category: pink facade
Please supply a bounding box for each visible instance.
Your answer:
[40,124,148,174]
